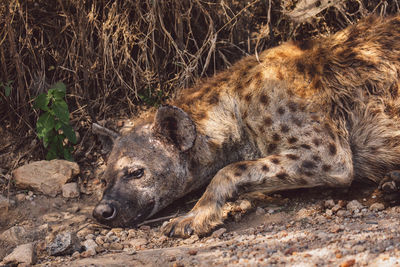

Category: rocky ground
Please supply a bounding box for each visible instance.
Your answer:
[2,169,400,267]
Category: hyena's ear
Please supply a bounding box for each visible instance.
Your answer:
[154,105,197,152]
[92,123,120,154]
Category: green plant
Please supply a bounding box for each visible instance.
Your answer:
[33,82,76,161]
[0,80,12,102]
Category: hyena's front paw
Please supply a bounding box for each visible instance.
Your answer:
[161,213,197,238]
[379,171,400,202]
[161,209,221,238]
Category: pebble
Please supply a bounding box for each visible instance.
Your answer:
[2,243,35,265]
[212,228,227,238]
[62,182,80,198]
[15,193,26,202]
[256,207,266,215]
[369,203,385,211]
[47,231,79,256]
[346,200,363,213]
[77,228,94,239]
[324,199,335,208]
[129,238,147,249]
[109,243,124,250]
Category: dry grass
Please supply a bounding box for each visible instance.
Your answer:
[0,0,399,133]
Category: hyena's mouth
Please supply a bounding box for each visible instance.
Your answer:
[131,199,156,226]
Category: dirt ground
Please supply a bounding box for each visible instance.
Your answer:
[2,165,400,267]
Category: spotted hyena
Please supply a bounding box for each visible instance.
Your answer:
[93,15,400,237]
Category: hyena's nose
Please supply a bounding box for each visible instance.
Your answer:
[93,203,116,221]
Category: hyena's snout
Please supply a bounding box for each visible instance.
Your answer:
[93,202,117,222]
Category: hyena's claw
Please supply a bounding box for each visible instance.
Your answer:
[379,171,400,202]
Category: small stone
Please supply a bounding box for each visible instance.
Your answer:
[95,236,105,245]
[370,203,385,211]
[77,228,94,239]
[47,231,79,256]
[62,182,80,198]
[212,228,227,238]
[340,259,356,267]
[336,210,350,217]
[109,243,124,250]
[324,199,335,208]
[129,238,147,249]
[124,248,137,255]
[188,249,197,256]
[0,194,14,209]
[332,204,342,213]
[2,243,35,265]
[85,234,95,240]
[139,225,151,231]
[15,193,26,202]
[256,207,266,215]
[111,228,124,235]
[346,200,363,213]
[71,251,80,259]
[80,249,96,257]
[239,200,252,211]
[325,209,333,216]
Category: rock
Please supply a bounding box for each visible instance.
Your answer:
[12,160,80,197]
[82,239,98,255]
[0,194,14,209]
[0,225,47,246]
[212,228,227,238]
[47,231,80,256]
[15,193,26,202]
[370,203,385,211]
[62,182,80,198]
[324,199,335,208]
[77,228,94,239]
[346,200,363,213]
[2,243,35,265]
[256,207,266,215]
[109,243,124,250]
[129,238,147,249]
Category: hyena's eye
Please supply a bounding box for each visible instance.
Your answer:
[123,168,144,179]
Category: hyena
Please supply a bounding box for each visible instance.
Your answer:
[93,15,400,237]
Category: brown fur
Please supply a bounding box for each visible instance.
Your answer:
[94,15,400,237]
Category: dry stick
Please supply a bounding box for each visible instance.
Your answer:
[138,212,183,227]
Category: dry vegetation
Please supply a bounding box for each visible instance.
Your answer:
[0,0,399,161]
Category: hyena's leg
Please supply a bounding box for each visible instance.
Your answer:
[161,148,353,237]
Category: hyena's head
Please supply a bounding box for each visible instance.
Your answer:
[92,105,196,227]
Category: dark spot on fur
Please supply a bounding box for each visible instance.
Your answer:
[246,123,257,137]
[260,94,269,105]
[272,133,281,142]
[277,106,285,115]
[288,137,298,144]
[296,61,305,73]
[245,93,251,102]
[292,117,302,127]
[234,172,242,177]
[297,39,314,50]
[264,117,273,126]
[237,163,248,171]
[313,79,323,89]
[268,143,278,153]
[276,172,288,179]
[322,164,331,172]
[328,143,337,155]
[280,124,290,133]
[262,165,269,172]
[277,70,284,80]
[271,157,280,164]
[313,126,322,133]
[301,144,311,149]
[312,138,321,146]
[208,92,220,105]
[312,155,321,162]
[288,101,297,112]
[301,170,314,177]
[302,160,316,169]
[286,154,299,160]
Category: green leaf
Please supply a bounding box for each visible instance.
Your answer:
[36,112,55,139]
[52,100,69,124]
[34,93,50,111]
[61,124,77,144]
[55,121,63,131]
[46,145,58,160]
[48,82,66,100]
[63,147,74,161]
[4,83,11,97]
